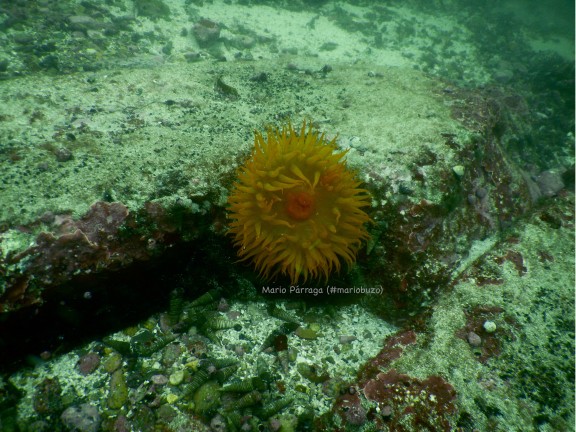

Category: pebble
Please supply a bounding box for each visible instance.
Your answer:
[107,370,128,409]
[166,393,179,404]
[77,352,100,376]
[151,374,168,385]
[381,405,393,417]
[483,320,497,333]
[68,15,95,26]
[192,19,220,46]
[475,187,487,199]
[535,170,564,197]
[295,327,318,340]
[184,51,201,62]
[33,378,62,415]
[339,335,357,344]
[54,147,73,162]
[102,352,122,373]
[61,403,101,432]
[156,404,177,422]
[452,165,465,178]
[467,331,482,347]
[169,370,184,386]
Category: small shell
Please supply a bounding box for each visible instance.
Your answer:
[203,312,239,330]
[220,377,265,393]
[258,397,293,419]
[205,357,239,370]
[202,328,221,344]
[223,412,243,428]
[268,305,300,324]
[167,288,185,325]
[260,323,299,351]
[277,350,290,373]
[189,289,222,307]
[130,330,176,357]
[215,365,239,384]
[183,369,210,397]
[225,390,262,411]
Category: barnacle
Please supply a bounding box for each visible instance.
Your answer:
[227,121,371,283]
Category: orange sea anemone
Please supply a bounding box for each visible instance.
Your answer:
[227,121,371,284]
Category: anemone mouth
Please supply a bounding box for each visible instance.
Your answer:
[285,190,315,221]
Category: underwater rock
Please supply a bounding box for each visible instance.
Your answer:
[107,369,128,409]
[295,327,319,340]
[467,331,482,347]
[33,378,62,416]
[535,169,565,197]
[362,370,457,430]
[338,335,357,344]
[334,391,366,426]
[135,0,171,21]
[60,403,101,432]
[193,381,222,416]
[77,352,101,375]
[192,19,221,47]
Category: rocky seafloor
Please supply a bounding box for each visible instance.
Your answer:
[0,1,574,431]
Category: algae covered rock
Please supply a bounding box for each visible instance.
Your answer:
[107,369,128,409]
[193,381,221,417]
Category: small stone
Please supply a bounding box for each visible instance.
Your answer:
[33,378,62,415]
[162,343,183,367]
[452,165,465,177]
[39,211,55,224]
[166,393,179,404]
[192,19,220,46]
[210,414,227,432]
[54,147,73,162]
[483,320,497,333]
[68,15,95,25]
[309,323,321,332]
[535,170,564,197]
[169,370,184,386]
[156,404,177,422]
[467,331,482,347]
[102,352,122,373]
[381,405,393,417]
[295,327,318,340]
[475,187,487,199]
[338,335,357,344]
[184,51,201,62]
[217,297,230,312]
[61,403,101,432]
[77,352,101,376]
[111,415,130,432]
[107,370,128,409]
[493,67,513,83]
[151,374,169,385]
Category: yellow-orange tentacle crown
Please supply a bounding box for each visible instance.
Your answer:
[227,121,371,284]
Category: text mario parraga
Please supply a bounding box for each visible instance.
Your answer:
[261,285,383,296]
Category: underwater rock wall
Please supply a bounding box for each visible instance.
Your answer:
[0,0,573,431]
